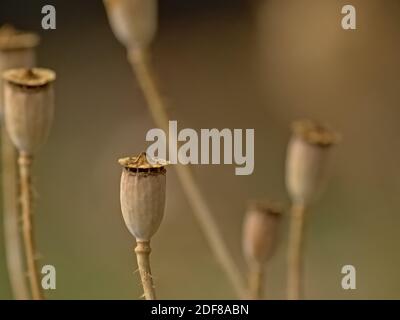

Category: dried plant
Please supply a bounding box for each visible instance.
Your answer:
[3,68,56,300]
[285,120,339,300]
[104,0,245,297]
[242,201,282,299]
[0,25,39,300]
[119,152,167,300]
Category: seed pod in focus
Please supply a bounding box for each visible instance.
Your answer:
[104,0,158,50]
[3,68,56,156]
[0,25,39,300]
[119,152,167,242]
[243,201,282,266]
[0,25,39,117]
[285,120,339,205]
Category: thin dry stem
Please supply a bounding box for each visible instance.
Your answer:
[247,262,264,300]
[287,203,306,300]
[128,48,245,298]
[18,153,43,300]
[1,126,30,299]
[135,241,156,300]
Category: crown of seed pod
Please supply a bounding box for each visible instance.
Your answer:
[0,25,40,117]
[2,68,56,155]
[285,120,339,205]
[242,201,282,266]
[119,152,167,242]
[104,0,158,50]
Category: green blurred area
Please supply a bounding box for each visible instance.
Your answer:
[1,0,400,299]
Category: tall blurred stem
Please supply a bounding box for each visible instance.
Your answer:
[287,203,306,300]
[128,48,245,298]
[1,125,30,299]
[248,262,264,300]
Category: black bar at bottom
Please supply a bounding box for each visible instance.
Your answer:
[0,300,393,319]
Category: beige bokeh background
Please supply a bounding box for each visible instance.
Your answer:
[0,0,400,299]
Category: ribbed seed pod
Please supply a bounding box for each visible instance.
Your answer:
[286,120,339,300]
[243,201,282,266]
[243,201,282,299]
[0,25,39,118]
[119,152,167,242]
[104,0,158,50]
[3,67,55,301]
[0,25,40,300]
[119,152,167,300]
[285,120,339,205]
[3,68,56,156]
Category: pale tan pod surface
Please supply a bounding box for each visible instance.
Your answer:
[104,0,158,50]
[0,25,39,117]
[119,153,167,241]
[286,137,330,204]
[120,170,166,241]
[285,120,338,204]
[3,68,56,155]
[242,202,281,265]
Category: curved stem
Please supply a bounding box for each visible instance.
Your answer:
[128,49,245,298]
[135,241,156,300]
[18,153,43,300]
[1,126,30,299]
[248,262,264,300]
[287,203,306,300]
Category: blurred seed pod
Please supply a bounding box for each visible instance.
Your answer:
[0,25,40,117]
[3,68,56,155]
[0,25,39,52]
[119,152,167,242]
[242,201,282,266]
[104,0,158,50]
[285,120,339,205]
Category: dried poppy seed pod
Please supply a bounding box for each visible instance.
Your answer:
[243,201,282,266]
[3,68,55,156]
[243,201,282,300]
[119,152,167,242]
[104,0,158,50]
[0,25,40,117]
[285,120,339,205]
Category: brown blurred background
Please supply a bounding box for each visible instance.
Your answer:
[0,0,400,299]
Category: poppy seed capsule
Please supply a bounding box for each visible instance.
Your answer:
[3,68,56,156]
[286,120,339,205]
[0,25,40,118]
[119,152,167,242]
[242,201,282,266]
[104,0,158,50]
